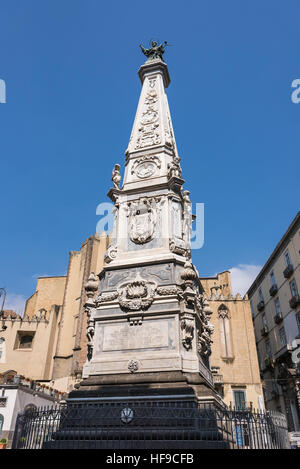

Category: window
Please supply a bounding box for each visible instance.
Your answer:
[24,404,37,416]
[284,250,291,267]
[290,279,298,298]
[296,312,300,335]
[73,315,78,337]
[279,327,287,347]
[233,390,246,410]
[275,298,281,315]
[262,313,267,328]
[14,331,35,350]
[258,288,264,303]
[270,271,276,287]
[265,340,272,358]
[0,398,6,407]
[218,304,233,359]
[0,414,3,434]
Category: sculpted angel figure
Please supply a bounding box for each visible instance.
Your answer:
[112,164,121,189]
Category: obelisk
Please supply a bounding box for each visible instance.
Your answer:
[71,42,220,406]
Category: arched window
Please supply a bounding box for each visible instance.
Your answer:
[218,304,233,359]
[24,404,37,416]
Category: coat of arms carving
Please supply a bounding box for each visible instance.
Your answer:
[127,198,158,244]
[117,273,157,311]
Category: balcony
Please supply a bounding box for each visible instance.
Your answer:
[264,356,274,370]
[289,295,300,309]
[269,284,278,297]
[213,374,224,385]
[274,313,283,324]
[261,325,269,336]
[257,300,265,312]
[283,264,294,279]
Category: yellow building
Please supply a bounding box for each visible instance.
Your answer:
[0,233,109,392]
[202,271,263,410]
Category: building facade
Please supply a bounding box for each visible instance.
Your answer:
[0,233,109,393]
[1,239,263,408]
[248,212,300,439]
[0,371,63,448]
[202,271,263,410]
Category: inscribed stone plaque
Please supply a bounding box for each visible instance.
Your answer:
[102,319,169,352]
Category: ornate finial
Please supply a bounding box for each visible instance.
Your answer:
[181,261,197,289]
[140,40,168,62]
[84,272,98,299]
[202,298,213,316]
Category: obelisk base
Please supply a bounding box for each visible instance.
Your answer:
[43,371,229,449]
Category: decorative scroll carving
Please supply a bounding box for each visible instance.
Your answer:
[117,273,157,311]
[196,296,214,357]
[169,238,187,257]
[181,314,194,350]
[104,244,117,264]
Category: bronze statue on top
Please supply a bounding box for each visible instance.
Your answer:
[140,40,168,61]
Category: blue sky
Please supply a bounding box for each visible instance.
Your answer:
[0,0,299,313]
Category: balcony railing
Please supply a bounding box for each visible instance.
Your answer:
[283,264,294,279]
[274,313,283,324]
[264,356,274,370]
[213,374,224,384]
[261,325,269,336]
[289,295,300,309]
[269,284,278,297]
[257,301,265,312]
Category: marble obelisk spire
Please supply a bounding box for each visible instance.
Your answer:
[104,44,192,268]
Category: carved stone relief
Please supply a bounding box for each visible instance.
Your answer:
[128,360,139,373]
[131,155,161,180]
[181,314,194,350]
[168,156,182,179]
[127,197,163,245]
[135,79,161,149]
[104,244,117,264]
[117,273,157,311]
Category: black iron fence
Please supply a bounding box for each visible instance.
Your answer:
[12,400,290,449]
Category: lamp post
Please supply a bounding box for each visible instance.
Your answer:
[0,288,7,331]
